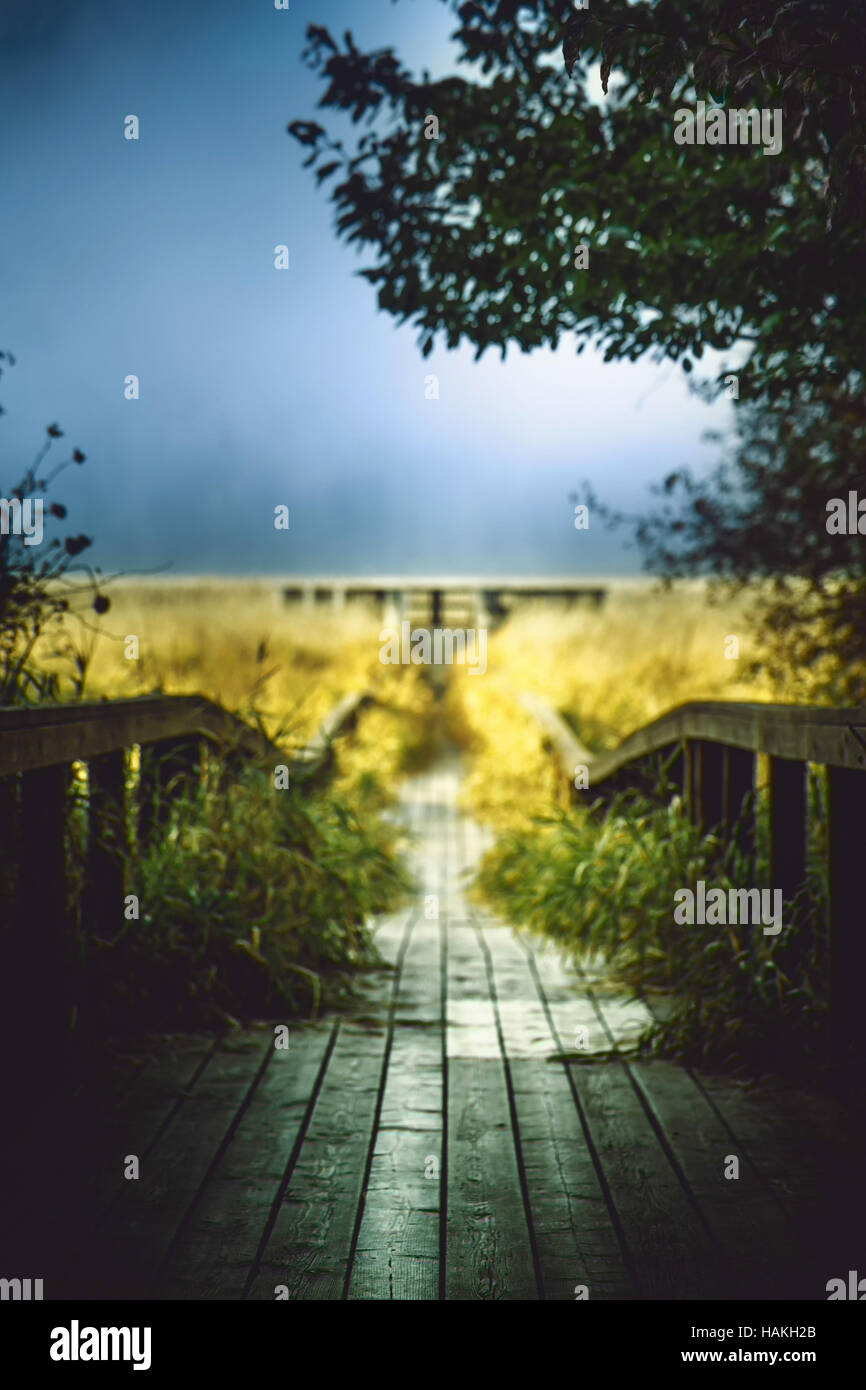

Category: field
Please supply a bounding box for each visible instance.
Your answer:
[40,573,787,821]
[48,576,395,741]
[39,575,439,803]
[447,578,778,830]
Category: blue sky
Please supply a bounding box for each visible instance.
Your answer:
[0,0,733,577]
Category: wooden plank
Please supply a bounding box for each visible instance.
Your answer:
[156,1022,336,1299]
[445,922,537,1300]
[64,1037,219,1217]
[481,924,632,1300]
[292,692,373,772]
[0,695,279,777]
[585,702,866,786]
[628,1061,811,1298]
[13,762,72,1084]
[521,933,654,1058]
[245,1021,394,1301]
[0,691,369,780]
[697,1072,866,1296]
[768,755,808,903]
[59,1033,272,1298]
[517,692,592,781]
[827,764,866,1063]
[348,922,443,1300]
[3,1035,216,1296]
[564,1061,728,1299]
[581,966,837,1299]
[245,910,414,1301]
[521,935,724,1299]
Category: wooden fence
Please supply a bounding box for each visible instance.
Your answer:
[0,692,368,1078]
[523,693,866,1058]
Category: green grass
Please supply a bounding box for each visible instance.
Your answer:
[476,774,831,1077]
[70,752,411,1037]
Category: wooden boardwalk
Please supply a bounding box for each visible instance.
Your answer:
[5,756,863,1301]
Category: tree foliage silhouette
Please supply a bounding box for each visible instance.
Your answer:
[290,1,866,693]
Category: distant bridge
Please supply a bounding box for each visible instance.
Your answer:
[281,576,607,627]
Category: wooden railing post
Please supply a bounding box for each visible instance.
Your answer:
[683,740,695,822]
[17,763,73,1047]
[0,773,19,930]
[827,765,864,1062]
[698,741,725,833]
[767,755,808,905]
[725,747,756,867]
[83,750,127,937]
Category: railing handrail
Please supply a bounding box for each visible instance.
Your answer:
[522,693,866,784]
[0,692,370,779]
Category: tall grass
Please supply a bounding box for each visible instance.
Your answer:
[39,578,391,743]
[30,579,441,1036]
[476,777,830,1076]
[452,582,836,1075]
[447,581,776,835]
[69,750,411,1037]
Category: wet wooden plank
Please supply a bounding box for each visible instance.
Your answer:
[445,923,537,1300]
[521,931,725,1300]
[349,921,443,1300]
[629,1060,810,1299]
[481,924,632,1300]
[698,1072,866,1294]
[246,1021,392,1301]
[2,1035,216,1296]
[61,1033,271,1299]
[243,895,414,1302]
[592,973,855,1298]
[569,1061,728,1299]
[155,1022,336,1299]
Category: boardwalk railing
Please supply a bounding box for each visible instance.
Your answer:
[0,692,369,1070]
[523,693,866,1056]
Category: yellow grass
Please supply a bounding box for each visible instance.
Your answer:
[34,575,818,829]
[36,577,437,799]
[44,578,381,736]
[446,580,778,831]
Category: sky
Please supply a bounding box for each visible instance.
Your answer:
[0,0,735,578]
